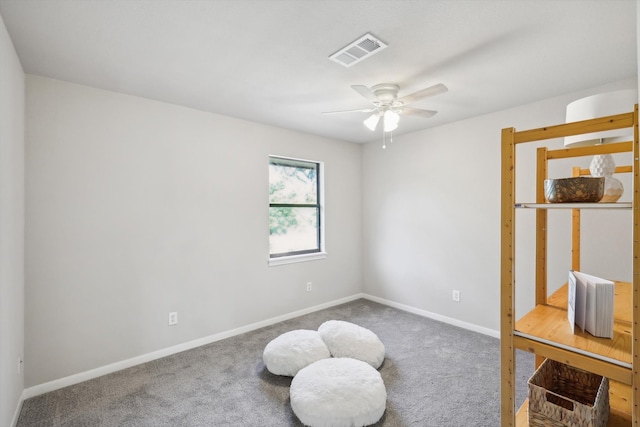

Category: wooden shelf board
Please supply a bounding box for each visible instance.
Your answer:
[515,381,632,426]
[515,282,632,369]
[515,400,528,426]
[547,282,632,323]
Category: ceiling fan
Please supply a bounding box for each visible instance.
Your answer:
[323,83,448,132]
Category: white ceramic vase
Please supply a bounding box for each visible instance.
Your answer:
[589,154,623,202]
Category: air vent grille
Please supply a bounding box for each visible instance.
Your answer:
[329,33,387,68]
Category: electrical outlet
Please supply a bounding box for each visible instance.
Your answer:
[306,282,312,292]
[452,290,461,302]
[168,312,178,326]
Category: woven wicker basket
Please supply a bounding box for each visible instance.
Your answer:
[528,359,609,427]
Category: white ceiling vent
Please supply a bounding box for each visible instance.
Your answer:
[329,33,387,68]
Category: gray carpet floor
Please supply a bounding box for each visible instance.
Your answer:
[17,299,534,426]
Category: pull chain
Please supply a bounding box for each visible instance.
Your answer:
[382,130,394,149]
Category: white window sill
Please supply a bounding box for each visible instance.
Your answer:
[268,252,327,267]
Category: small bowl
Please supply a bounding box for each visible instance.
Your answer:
[544,177,605,203]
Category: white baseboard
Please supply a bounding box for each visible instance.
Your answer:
[23,292,496,400]
[11,391,25,427]
[362,294,500,339]
[23,294,363,399]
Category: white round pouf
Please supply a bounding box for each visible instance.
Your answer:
[290,358,387,427]
[318,320,385,369]
[263,329,331,376]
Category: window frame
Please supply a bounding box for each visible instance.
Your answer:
[268,155,326,266]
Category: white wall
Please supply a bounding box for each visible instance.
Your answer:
[362,78,636,332]
[25,76,362,387]
[0,13,25,427]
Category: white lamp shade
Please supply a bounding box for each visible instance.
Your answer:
[564,89,637,146]
[383,110,399,132]
[363,113,380,131]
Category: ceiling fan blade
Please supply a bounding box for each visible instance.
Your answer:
[401,107,437,118]
[322,108,376,115]
[351,85,379,103]
[398,83,448,105]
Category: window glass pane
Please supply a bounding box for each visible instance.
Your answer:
[269,161,317,205]
[269,207,318,255]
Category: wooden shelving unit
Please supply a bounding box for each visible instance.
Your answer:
[500,107,639,426]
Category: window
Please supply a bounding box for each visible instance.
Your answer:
[269,156,325,264]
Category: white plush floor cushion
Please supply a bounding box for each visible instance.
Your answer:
[262,329,330,376]
[290,358,387,427]
[318,320,385,369]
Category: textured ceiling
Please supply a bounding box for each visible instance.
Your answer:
[0,0,637,143]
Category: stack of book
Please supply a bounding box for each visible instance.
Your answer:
[567,270,614,339]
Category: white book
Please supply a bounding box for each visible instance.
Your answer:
[567,272,577,334]
[567,270,614,339]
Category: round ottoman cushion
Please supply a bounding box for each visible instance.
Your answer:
[318,320,385,369]
[290,358,386,427]
[263,329,331,376]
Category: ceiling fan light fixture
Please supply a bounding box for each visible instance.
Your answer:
[363,113,381,131]
[323,81,446,147]
[383,110,399,132]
